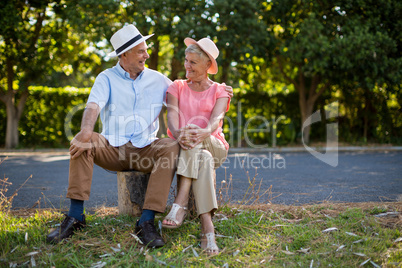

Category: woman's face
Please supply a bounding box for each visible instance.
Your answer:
[184,52,210,80]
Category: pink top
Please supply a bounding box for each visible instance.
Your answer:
[166,80,231,150]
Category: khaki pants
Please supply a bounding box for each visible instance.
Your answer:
[67,133,180,213]
[177,136,228,216]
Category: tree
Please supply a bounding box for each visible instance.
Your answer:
[207,0,270,84]
[0,0,119,148]
[45,0,121,87]
[263,0,401,144]
[0,0,57,148]
[330,0,402,141]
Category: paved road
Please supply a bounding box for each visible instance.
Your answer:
[1,151,401,210]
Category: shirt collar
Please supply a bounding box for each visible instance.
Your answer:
[116,62,146,80]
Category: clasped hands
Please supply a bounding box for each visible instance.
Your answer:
[177,124,210,150]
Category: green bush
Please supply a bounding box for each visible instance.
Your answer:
[0,86,91,148]
[0,84,400,148]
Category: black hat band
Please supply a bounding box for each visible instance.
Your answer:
[116,34,142,55]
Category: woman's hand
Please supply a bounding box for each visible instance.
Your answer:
[179,124,210,149]
[177,128,193,150]
[177,128,198,150]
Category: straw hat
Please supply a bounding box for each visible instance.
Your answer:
[108,25,154,57]
[184,37,219,74]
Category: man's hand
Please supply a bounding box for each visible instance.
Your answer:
[224,85,234,98]
[70,130,93,160]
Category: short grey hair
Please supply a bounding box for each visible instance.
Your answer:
[185,44,210,63]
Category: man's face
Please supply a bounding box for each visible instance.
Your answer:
[121,41,150,75]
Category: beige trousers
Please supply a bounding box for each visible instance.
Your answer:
[177,135,228,216]
[67,133,180,213]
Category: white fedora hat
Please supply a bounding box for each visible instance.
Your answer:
[108,24,154,57]
[184,37,219,74]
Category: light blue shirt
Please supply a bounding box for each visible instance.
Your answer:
[87,62,172,147]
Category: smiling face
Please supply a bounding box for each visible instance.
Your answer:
[184,52,211,81]
[120,41,150,79]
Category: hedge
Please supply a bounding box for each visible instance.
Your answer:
[1,86,399,148]
[0,86,93,148]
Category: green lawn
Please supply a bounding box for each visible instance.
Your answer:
[1,202,401,267]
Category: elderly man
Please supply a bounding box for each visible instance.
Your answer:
[46,24,179,248]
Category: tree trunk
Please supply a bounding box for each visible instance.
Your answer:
[148,38,159,71]
[295,73,327,145]
[219,50,231,83]
[2,58,29,148]
[5,103,19,149]
[170,54,183,81]
[157,106,167,138]
[276,59,326,145]
[363,94,369,142]
[170,41,185,80]
[4,90,29,149]
[300,99,315,145]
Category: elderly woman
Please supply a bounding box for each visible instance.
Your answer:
[161,37,231,255]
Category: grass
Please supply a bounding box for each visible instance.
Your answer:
[0,158,401,267]
[0,202,401,267]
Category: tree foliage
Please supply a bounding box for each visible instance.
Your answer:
[262,0,401,143]
[1,0,60,148]
[0,0,118,148]
[0,0,401,148]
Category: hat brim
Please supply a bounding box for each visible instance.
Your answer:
[184,37,218,74]
[108,34,154,58]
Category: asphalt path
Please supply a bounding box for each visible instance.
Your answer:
[1,150,401,211]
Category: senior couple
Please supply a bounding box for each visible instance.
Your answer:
[46,24,232,255]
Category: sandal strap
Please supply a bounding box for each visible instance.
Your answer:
[201,232,219,251]
[164,203,187,225]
